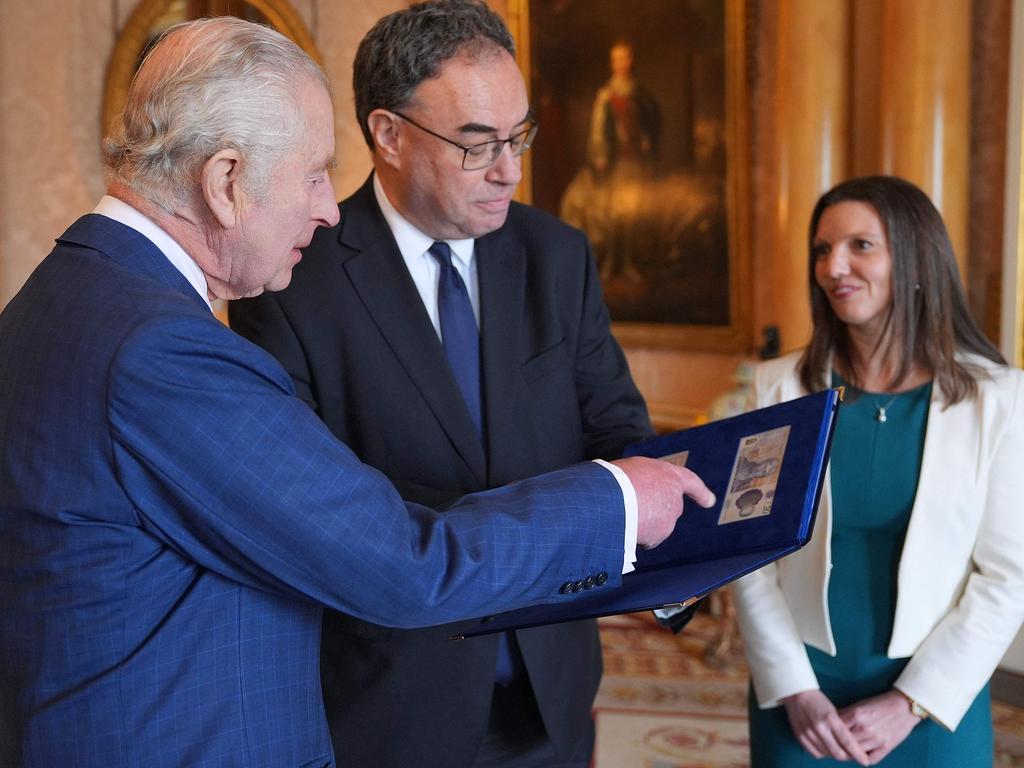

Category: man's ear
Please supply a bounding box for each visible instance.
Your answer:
[367,110,403,170]
[201,149,245,229]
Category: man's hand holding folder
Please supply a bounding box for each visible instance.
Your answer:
[614,457,718,548]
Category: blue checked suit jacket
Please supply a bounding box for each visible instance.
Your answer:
[0,214,626,768]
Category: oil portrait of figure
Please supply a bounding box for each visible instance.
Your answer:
[560,40,661,283]
[529,0,733,327]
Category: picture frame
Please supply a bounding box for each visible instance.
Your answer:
[102,0,321,139]
[1000,0,1024,369]
[509,0,751,351]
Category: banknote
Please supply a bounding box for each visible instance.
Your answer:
[718,425,790,525]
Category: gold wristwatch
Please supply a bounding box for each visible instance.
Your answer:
[899,691,929,720]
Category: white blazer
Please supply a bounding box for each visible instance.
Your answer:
[733,350,1024,730]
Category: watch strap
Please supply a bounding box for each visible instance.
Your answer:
[898,690,930,720]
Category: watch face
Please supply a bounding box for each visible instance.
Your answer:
[901,692,927,719]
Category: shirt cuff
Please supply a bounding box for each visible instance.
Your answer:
[592,459,638,574]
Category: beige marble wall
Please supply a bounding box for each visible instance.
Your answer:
[317,0,406,200]
[0,0,114,306]
[0,0,401,307]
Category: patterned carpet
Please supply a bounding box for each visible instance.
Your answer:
[592,610,1024,767]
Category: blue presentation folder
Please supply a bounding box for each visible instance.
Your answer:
[457,388,841,638]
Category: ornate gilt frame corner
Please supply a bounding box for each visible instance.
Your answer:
[102,0,323,140]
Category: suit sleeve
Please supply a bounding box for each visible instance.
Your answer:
[731,362,821,707]
[106,313,626,629]
[894,370,1024,730]
[571,232,655,458]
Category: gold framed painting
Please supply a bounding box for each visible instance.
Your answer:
[509,0,751,351]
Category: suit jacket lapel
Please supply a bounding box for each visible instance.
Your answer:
[59,214,211,313]
[477,229,526,482]
[339,180,486,484]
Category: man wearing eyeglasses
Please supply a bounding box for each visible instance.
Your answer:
[230,2,655,766]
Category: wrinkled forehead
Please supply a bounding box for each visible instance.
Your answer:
[295,79,336,150]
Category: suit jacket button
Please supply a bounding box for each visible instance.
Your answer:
[560,581,574,594]
[573,580,584,592]
[595,572,608,586]
[583,576,595,590]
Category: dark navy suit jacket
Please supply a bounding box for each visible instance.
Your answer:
[0,214,626,767]
[230,177,654,767]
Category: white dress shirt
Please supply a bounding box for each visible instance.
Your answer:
[373,174,479,336]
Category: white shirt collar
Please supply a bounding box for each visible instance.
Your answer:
[92,195,213,311]
[372,173,474,268]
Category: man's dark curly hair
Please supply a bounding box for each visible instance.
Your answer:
[353,0,515,149]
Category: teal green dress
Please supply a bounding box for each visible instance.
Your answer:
[747,374,993,767]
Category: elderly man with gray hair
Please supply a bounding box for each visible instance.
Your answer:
[0,15,713,768]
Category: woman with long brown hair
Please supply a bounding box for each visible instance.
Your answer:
[733,176,1024,766]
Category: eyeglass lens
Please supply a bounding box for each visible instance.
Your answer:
[463,123,538,170]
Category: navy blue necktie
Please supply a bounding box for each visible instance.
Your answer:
[428,242,522,685]
[428,242,483,440]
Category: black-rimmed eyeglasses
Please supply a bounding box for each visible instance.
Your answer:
[392,111,538,171]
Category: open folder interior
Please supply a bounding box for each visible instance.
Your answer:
[454,387,842,639]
